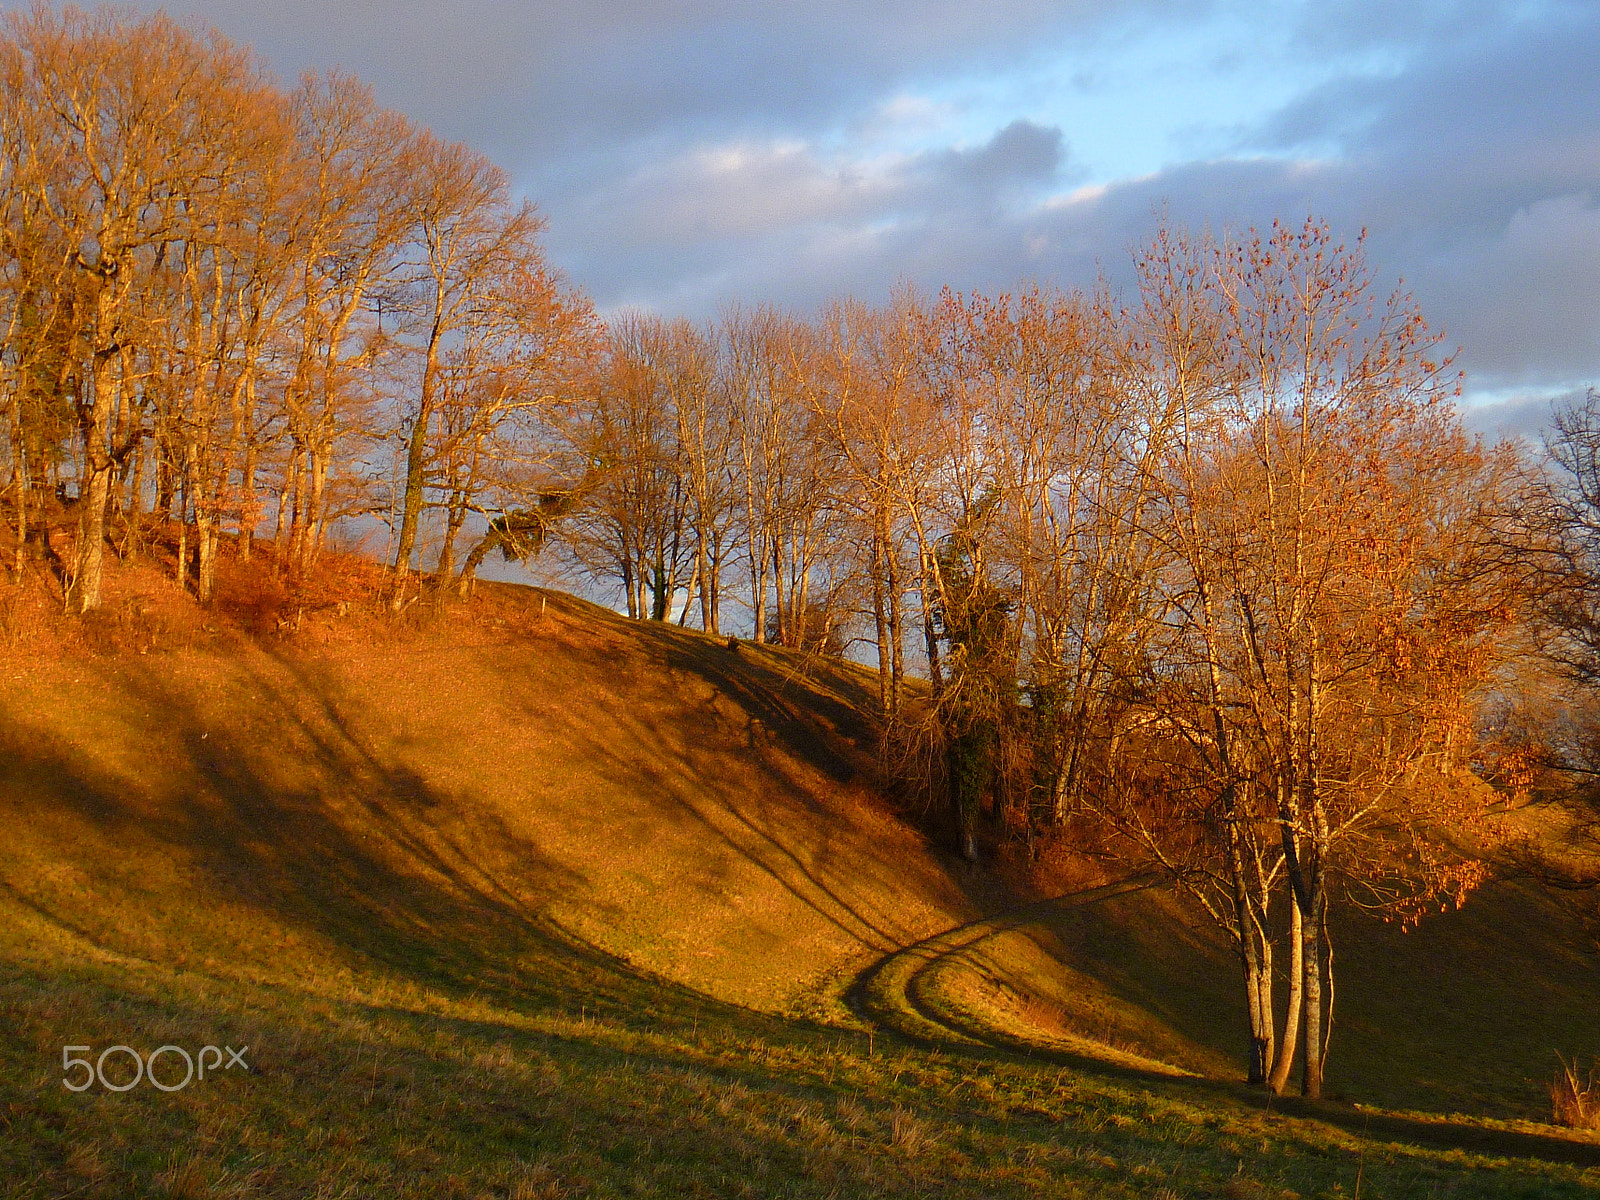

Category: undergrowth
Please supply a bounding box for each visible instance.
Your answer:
[1553,1055,1600,1131]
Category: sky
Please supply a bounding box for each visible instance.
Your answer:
[36,0,1600,437]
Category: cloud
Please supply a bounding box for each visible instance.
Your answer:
[941,119,1065,186]
[134,0,1169,157]
[1237,4,1600,391]
[563,0,1600,396]
[553,119,1078,311]
[1426,196,1600,385]
[17,0,1598,405]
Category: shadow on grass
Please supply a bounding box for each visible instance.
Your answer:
[0,645,764,1034]
[0,953,875,1198]
[1,591,1598,1195]
[470,599,988,960]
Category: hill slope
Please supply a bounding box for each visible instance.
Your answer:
[860,874,1600,1121]
[0,580,981,1017]
[2,569,1599,1198]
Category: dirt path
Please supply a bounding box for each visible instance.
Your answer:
[847,874,1158,1052]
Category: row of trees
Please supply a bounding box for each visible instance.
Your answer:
[0,5,597,615]
[1,8,1574,1102]
[564,224,1525,1099]
[1491,393,1600,974]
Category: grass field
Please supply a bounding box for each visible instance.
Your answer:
[2,565,1599,1197]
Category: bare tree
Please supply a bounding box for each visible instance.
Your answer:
[1136,220,1515,1096]
[568,314,694,619]
[279,72,416,579]
[388,133,544,607]
[723,305,834,644]
[428,253,599,595]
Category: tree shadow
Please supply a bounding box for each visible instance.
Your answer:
[455,599,998,970]
[0,646,760,1028]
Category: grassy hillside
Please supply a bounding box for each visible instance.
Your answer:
[0,569,978,1016]
[2,561,1599,1198]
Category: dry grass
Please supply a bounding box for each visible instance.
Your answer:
[0,554,979,1017]
[1553,1055,1600,1130]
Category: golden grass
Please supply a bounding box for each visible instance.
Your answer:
[0,574,976,1017]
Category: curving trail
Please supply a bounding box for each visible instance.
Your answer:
[848,874,1162,1060]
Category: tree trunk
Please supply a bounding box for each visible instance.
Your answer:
[176,488,189,595]
[286,450,308,575]
[67,287,121,614]
[303,446,330,573]
[708,538,722,634]
[650,553,670,620]
[1244,953,1274,1087]
[678,558,701,626]
[122,433,145,560]
[871,529,890,715]
[1227,821,1273,1085]
[455,526,499,598]
[886,538,903,714]
[239,435,257,563]
[794,530,812,646]
[695,524,712,631]
[435,499,466,586]
[272,445,297,567]
[1268,898,1304,1095]
[392,335,442,608]
[1301,883,1326,1098]
[749,523,768,643]
[155,440,177,523]
[11,412,27,581]
[918,545,943,695]
[197,520,217,603]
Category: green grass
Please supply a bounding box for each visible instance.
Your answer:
[7,934,1600,1199]
[2,571,1599,1197]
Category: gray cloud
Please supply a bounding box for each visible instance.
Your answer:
[1286,0,1581,58]
[1241,5,1600,390]
[1460,393,1569,446]
[550,119,1080,312]
[942,120,1066,186]
[136,0,1172,158]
